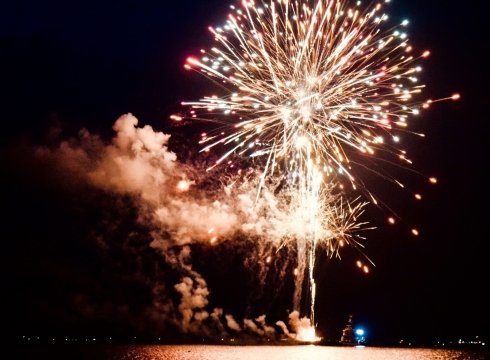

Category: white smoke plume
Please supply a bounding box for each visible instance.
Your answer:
[288,310,311,333]
[210,307,227,336]
[255,315,276,337]
[35,113,351,339]
[287,310,320,342]
[274,312,320,341]
[243,318,264,336]
[33,113,275,337]
[37,113,359,249]
[225,314,242,332]
[275,320,290,337]
[242,315,279,337]
[173,276,209,333]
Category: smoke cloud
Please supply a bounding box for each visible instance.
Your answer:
[34,113,328,340]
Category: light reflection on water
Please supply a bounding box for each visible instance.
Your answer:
[116,345,488,360]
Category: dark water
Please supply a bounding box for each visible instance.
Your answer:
[17,345,489,359]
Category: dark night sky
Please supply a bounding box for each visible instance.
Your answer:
[1,0,488,344]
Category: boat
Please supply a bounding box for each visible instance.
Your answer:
[340,315,365,345]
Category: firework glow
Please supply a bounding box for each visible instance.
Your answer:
[179,0,459,341]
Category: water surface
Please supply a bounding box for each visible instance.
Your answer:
[19,344,489,360]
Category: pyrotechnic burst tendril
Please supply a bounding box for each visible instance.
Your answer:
[177,0,458,341]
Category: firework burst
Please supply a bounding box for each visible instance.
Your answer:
[182,0,457,196]
[178,0,458,339]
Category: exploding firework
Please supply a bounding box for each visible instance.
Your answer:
[179,0,458,341]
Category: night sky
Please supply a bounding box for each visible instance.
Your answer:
[1,0,488,345]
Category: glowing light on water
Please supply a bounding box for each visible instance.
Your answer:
[296,324,321,342]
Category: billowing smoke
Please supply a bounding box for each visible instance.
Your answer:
[255,315,276,337]
[38,113,355,248]
[243,318,263,336]
[288,311,320,342]
[243,316,276,337]
[275,320,290,337]
[225,314,242,332]
[173,276,209,333]
[34,113,336,340]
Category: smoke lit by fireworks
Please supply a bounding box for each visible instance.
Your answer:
[177,0,458,341]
